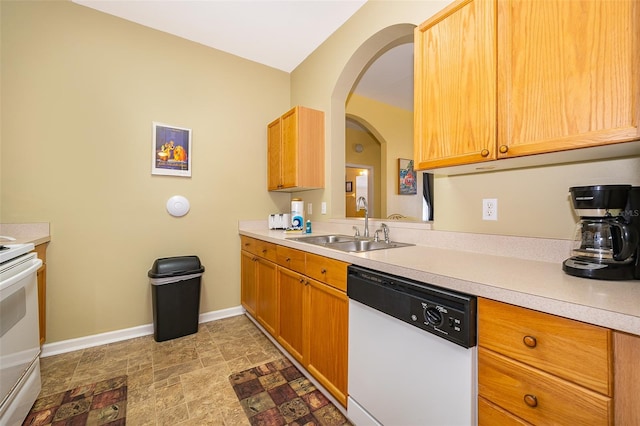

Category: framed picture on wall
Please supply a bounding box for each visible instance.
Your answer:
[152,122,192,177]
[398,158,417,195]
[346,181,353,193]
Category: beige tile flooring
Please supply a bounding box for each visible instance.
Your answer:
[38,314,286,425]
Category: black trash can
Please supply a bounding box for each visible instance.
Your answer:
[148,256,205,342]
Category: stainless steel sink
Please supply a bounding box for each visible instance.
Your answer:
[287,234,414,252]
[286,234,356,245]
[326,239,414,253]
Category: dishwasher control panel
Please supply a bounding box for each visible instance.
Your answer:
[410,298,469,341]
[347,265,477,348]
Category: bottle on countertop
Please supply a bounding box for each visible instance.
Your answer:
[291,198,304,229]
[305,220,312,234]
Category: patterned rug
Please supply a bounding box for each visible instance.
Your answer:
[22,375,127,426]
[229,359,351,426]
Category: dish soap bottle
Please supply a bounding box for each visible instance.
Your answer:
[305,220,312,234]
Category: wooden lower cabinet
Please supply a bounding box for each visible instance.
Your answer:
[277,267,306,363]
[276,267,349,407]
[33,242,48,345]
[477,297,636,425]
[306,277,349,406]
[240,237,350,407]
[255,258,278,336]
[613,331,640,425]
[240,249,278,337]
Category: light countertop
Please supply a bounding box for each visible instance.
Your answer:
[0,222,50,246]
[239,224,640,336]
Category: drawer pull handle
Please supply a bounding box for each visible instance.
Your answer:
[286,257,291,262]
[523,394,538,408]
[262,249,267,254]
[499,145,509,154]
[320,268,327,274]
[299,277,305,283]
[480,149,490,157]
[523,335,537,348]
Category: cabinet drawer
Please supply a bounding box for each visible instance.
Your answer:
[276,245,306,274]
[478,396,532,426]
[478,298,612,395]
[305,253,348,291]
[240,236,258,255]
[254,239,277,262]
[479,347,612,425]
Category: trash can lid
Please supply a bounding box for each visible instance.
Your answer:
[148,255,205,278]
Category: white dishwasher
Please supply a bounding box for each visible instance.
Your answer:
[347,265,477,426]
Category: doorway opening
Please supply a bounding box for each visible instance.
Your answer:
[331,24,432,221]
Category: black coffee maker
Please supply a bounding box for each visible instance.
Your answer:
[563,185,640,280]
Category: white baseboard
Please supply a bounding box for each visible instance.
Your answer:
[40,306,245,357]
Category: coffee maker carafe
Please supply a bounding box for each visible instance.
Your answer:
[563,185,640,280]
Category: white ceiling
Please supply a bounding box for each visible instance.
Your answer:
[73,0,413,111]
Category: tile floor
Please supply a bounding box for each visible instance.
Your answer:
[37,314,286,425]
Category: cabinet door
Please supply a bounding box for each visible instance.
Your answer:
[414,0,497,170]
[256,258,278,336]
[267,117,282,190]
[277,267,307,363]
[497,0,640,158]
[240,250,257,316]
[280,108,299,189]
[306,278,348,406]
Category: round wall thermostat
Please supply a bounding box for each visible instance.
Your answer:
[166,195,190,217]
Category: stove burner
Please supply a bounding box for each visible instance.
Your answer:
[0,245,8,251]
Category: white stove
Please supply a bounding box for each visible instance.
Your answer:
[0,240,42,426]
[0,243,35,264]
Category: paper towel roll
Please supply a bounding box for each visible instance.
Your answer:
[291,199,304,228]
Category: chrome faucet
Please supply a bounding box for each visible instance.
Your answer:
[356,196,369,238]
[374,223,390,243]
[381,223,390,243]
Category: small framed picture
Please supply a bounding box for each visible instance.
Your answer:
[346,181,353,193]
[152,122,192,177]
[398,158,417,195]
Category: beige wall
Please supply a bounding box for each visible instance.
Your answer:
[292,0,640,239]
[1,1,291,342]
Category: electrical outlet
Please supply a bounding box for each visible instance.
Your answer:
[321,202,327,214]
[483,198,498,221]
[307,203,312,215]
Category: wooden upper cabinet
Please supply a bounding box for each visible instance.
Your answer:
[414,0,640,171]
[497,0,640,158]
[414,0,497,170]
[267,106,325,192]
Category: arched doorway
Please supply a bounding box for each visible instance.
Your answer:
[330,24,415,218]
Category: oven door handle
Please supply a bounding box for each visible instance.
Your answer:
[0,259,42,292]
